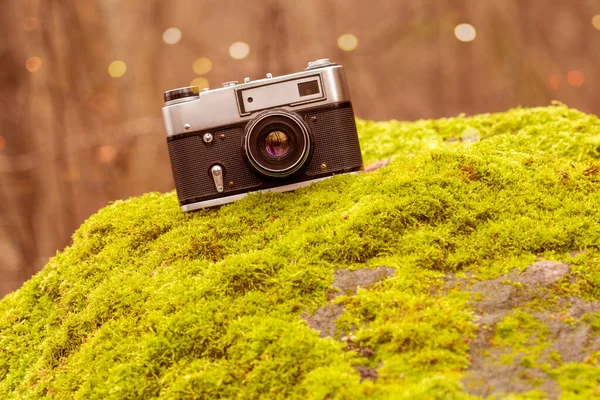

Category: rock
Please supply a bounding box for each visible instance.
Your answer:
[459,260,600,399]
[364,159,391,172]
[303,266,395,338]
[303,303,345,338]
[353,366,379,382]
[520,260,570,286]
[2,105,599,399]
[329,267,396,300]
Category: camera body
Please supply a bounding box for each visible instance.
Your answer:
[162,58,363,212]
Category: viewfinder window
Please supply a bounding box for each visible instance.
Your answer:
[298,80,320,97]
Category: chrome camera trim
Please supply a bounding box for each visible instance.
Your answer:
[180,174,359,212]
[162,61,352,138]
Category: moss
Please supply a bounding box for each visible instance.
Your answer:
[0,104,599,398]
[551,362,600,398]
[520,356,537,369]
[491,309,551,364]
[582,312,600,331]
[546,350,563,365]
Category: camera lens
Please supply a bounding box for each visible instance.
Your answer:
[244,110,312,178]
[264,130,290,157]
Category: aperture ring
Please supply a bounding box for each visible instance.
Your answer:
[244,110,312,178]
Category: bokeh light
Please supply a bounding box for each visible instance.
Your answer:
[25,57,42,73]
[193,57,212,75]
[0,136,5,151]
[108,60,127,78]
[337,34,358,51]
[592,15,600,31]
[23,17,38,31]
[163,28,182,45]
[190,77,209,90]
[98,145,116,163]
[548,73,561,89]
[229,42,250,60]
[567,70,584,87]
[454,23,477,42]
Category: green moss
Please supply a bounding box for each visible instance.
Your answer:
[551,362,600,398]
[491,309,551,364]
[546,349,563,366]
[0,104,599,398]
[582,312,600,331]
[500,280,524,289]
[520,356,537,369]
[495,389,548,399]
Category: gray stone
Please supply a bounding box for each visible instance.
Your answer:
[450,260,600,399]
[364,159,391,172]
[520,260,570,286]
[303,303,345,338]
[303,266,395,338]
[353,366,379,382]
[330,266,396,299]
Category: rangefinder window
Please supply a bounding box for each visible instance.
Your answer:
[298,80,320,97]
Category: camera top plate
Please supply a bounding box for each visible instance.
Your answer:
[161,59,352,138]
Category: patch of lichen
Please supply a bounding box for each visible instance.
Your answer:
[491,309,551,366]
[0,104,599,398]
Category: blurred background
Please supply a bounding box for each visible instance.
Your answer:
[1,0,599,296]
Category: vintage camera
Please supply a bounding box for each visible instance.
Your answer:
[162,58,363,211]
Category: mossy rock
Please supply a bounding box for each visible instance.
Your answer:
[1,104,600,399]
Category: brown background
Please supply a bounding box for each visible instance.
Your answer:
[1,0,599,297]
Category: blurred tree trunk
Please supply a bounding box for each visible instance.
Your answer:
[0,0,117,292]
[0,3,40,288]
[40,0,78,242]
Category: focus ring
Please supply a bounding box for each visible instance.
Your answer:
[244,110,312,178]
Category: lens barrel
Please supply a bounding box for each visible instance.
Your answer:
[243,110,312,178]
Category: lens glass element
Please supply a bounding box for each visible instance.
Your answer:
[244,110,312,178]
[264,130,290,157]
